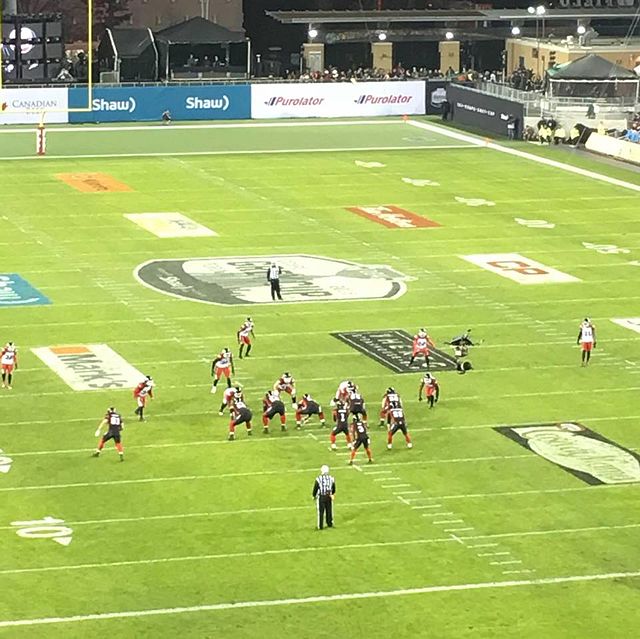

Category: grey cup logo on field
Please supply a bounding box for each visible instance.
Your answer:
[135,255,409,305]
[495,422,640,485]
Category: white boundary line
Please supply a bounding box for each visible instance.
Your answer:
[407,120,640,193]
[1,570,639,627]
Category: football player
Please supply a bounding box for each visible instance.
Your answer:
[262,389,286,433]
[218,385,242,416]
[133,376,154,421]
[229,397,253,440]
[1,342,18,389]
[347,388,367,421]
[330,400,352,451]
[379,386,402,426]
[273,372,297,407]
[237,317,255,359]
[295,393,326,429]
[93,407,125,462]
[386,403,413,450]
[409,328,435,368]
[332,380,355,406]
[348,417,373,465]
[211,348,235,393]
[577,318,596,366]
[418,373,440,408]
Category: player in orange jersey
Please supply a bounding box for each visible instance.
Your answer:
[1,342,18,389]
[211,348,235,393]
[273,372,297,407]
[237,317,255,359]
[133,376,154,421]
[577,318,596,366]
[418,373,440,408]
[218,385,242,416]
[409,328,436,368]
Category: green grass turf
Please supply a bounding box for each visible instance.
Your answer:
[0,118,639,637]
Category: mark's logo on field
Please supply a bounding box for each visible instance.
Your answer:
[0,274,50,307]
[56,173,133,193]
[332,330,457,374]
[347,206,441,229]
[461,253,580,284]
[611,318,640,334]
[124,213,217,238]
[495,422,640,485]
[32,344,145,391]
[135,255,408,306]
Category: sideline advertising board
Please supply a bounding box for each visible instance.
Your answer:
[251,81,426,119]
[447,84,524,138]
[585,133,640,166]
[0,88,69,125]
[68,85,251,123]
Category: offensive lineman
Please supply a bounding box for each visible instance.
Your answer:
[577,318,597,366]
[237,317,255,359]
[93,407,125,462]
[229,396,253,440]
[1,342,17,389]
[418,373,440,408]
[262,389,287,433]
[296,393,326,429]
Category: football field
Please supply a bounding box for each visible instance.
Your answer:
[0,117,639,638]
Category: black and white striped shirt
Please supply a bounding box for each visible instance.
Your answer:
[267,265,281,281]
[313,474,336,498]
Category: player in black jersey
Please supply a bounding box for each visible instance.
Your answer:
[229,399,253,440]
[92,407,125,462]
[262,389,287,433]
[348,390,367,421]
[348,417,373,465]
[386,403,413,450]
[329,401,353,451]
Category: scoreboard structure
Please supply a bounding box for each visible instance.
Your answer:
[1,13,65,83]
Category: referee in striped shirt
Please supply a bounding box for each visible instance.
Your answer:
[312,465,336,529]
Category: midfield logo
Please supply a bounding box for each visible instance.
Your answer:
[332,329,457,374]
[135,255,408,305]
[495,422,640,485]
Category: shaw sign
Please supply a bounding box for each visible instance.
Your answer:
[251,81,426,119]
[558,0,637,7]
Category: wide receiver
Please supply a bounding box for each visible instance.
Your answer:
[1,342,17,389]
[577,318,596,366]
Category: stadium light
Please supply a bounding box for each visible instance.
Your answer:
[378,32,387,41]
[445,31,454,40]
[308,28,318,39]
[527,6,536,14]
[577,25,587,35]
[535,5,546,15]
[511,26,521,36]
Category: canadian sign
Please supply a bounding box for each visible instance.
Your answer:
[346,206,440,229]
[32,344,145,391]
[135,255,408,305]
[461,253,580,284]
[124,213,217,238]
[495,422,640,485]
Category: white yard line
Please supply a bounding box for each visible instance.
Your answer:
[407,119,640,194]
[1,570,639,627]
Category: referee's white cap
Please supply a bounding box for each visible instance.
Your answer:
[320,465,330,474]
